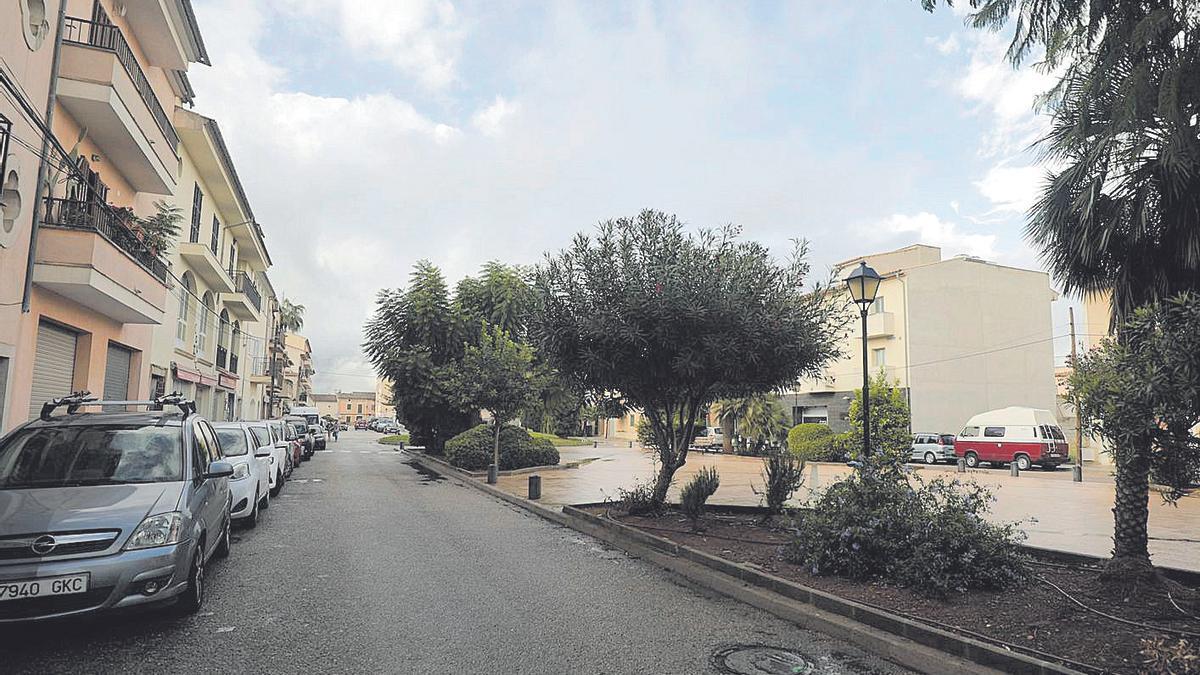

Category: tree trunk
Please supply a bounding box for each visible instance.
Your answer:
[721,415,735,454]
[650,453,678,506]
[493,421,502,471]
[1104,438,1156,581]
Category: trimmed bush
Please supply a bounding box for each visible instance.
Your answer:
[755,451,805,515]
[787,423,833,460]
[444,425,560,471]
[786,459,1028,597]
[679,467,720,527]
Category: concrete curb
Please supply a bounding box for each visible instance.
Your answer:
[405,450,1081,675]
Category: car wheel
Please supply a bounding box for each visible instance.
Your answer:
[1015,454,1032,471]
[924,452,937,465]
[247,491,259,528]
[215,517,231,559]
[176,543,205,615]
[965,452,979,468]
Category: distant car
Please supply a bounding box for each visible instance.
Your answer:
[691,426,724,453]
[339,423,348,431]
[273,419,303,467]
[955,407,1069,470]
[247,422,287,496]
[308,424,327,451]
[0,393,233,621]
[380,422,403,434]
[910,433,956,465]
[213,423,271,527]
[285,416,313,459]
[355,419,368,430]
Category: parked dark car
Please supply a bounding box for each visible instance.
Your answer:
[0,393,233,622]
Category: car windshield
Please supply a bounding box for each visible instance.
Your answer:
[0,424,183,488]
[215,428,249,457]
[290,422,306,434]
[249,426,271,448]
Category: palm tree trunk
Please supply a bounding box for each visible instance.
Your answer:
[721,415,735,454]
[1104,438,1155,580]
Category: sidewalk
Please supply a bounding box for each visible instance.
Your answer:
[496,444,1200,572]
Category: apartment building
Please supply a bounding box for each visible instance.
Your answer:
[784,245,1058,436]
[337,391,376,424]
[0,0,210,433]
[280,333,313,411]
[146,108,271,422]
[312,392,338,420]
[375,378,396,420]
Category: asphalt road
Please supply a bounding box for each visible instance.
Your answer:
[0,431,909,674]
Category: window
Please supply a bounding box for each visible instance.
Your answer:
[357,403,363,414]
[0,424,183,487]
[197,292,214,355]
[869,296,885,314]
[176,273,194,347]
[216,428,248,457]
[192,423,212,476]
[210,215,221,256]
[201,423,222,463]
[960,426,979,437]
[983,426,1006,438]
[189,184,203,242]
[872,348,886,368]
[793,405,828,425]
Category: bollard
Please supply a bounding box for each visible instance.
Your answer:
[957,457,966,473]
[593,440,598,448]
[487,463,498,485]
[1072,464,1083,482]
[1010,462,1020,477]
[528,474,542,500]
[628,441,633,448]
[398,441,405,451]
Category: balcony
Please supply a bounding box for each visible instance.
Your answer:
[177,241,234,292]
[57,17,179,195]
[223,271,262,321]
[866,311,895,338]
[249,357,275,384]
[121,0,210,70]
[33,197,169,324]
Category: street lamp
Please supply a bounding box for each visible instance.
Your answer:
[844,261,881,459]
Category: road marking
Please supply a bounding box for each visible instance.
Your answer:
[216,627,235,634]
[359,450,371,453]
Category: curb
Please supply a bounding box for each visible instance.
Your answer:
[405,450,1079,675]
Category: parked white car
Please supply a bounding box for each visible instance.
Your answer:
[213,423,272,527]
[247,422,288,496]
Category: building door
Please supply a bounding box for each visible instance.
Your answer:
[29,322,77,419]
[103,343,132,402]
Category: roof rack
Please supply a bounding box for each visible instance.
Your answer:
[40,391,197,422]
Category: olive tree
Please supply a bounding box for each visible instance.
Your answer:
[533,210,842,507]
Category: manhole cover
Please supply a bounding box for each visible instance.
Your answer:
[712,645,815,675]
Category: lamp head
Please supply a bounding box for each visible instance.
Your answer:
[844,261,882,308]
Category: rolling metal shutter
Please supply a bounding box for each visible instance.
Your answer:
[103,343,132,403]
[29,322,77,420]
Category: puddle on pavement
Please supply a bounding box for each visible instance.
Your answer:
[403,460,446,484]
[712,645,814,674]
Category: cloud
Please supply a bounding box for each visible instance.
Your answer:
[955,32,1056,155]
[471,96,519,137]
[867,212,997,259]
[974,163,1045,214]
[273,0,463,89]
[925,34,959,54]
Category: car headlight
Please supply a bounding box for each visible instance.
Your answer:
[231,462,251,480]
[125,512,184,550]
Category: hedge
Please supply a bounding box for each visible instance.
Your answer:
[445,425,560,471]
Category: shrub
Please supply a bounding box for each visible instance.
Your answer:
[611,479,660,516]
[444,425,560,471]
[787,424,833,460]
[679,467,720,527]
[755,451,806,515]
[786,459,1028,597]
[1139,638,1199,674]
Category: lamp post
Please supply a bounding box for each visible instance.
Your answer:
[844,261,882,459]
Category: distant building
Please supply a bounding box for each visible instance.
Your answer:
[375,378,396,420]
[337,391,377,424]
[312,393,338,420]
[784,244,1059,437]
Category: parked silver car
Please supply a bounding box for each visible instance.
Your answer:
[0,393,233,622]
[910,432,957,465]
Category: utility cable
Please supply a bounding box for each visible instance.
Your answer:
[1036,575,1200,639]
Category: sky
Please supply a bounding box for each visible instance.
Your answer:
[187,0,1077,394]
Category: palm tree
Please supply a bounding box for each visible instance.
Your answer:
[278,298,306,333]
[922,0,1200,579]
[716,397,752,453]
[740,395,789,454]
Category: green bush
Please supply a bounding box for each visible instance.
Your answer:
[679,467,720,527]
[444,425,560,471]
[611,479,660,516]
[787,424,833,460]
[755,451,805,515]
[785,459,1028,597]
[527,430,588,447]
[378,434,410,445]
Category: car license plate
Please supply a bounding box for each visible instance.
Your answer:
[0,573,89,602]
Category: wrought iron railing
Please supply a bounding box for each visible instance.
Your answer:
[232,272,262,312]
[42,197,169,282]
[61,17,180,154]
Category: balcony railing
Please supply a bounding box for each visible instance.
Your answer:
[61,17,180,154]
[216,345,228,370]
[232,271,262,312]
[42,197,169,282]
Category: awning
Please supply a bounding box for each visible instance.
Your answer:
[174,365,202,383]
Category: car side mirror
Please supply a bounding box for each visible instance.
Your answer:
[204,460,235,479]
[256,446,273,458]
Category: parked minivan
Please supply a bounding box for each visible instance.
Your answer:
[910,433,957,464]
[954,407,1069,471]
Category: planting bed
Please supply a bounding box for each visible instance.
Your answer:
[591,507,1200,674]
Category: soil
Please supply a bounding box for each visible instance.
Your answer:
[590,507,1200,674]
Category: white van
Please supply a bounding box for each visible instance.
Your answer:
[954,407,1069,470]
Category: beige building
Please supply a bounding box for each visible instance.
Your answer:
[375,378,396,419]
[337,391,376,424]
[280,333,313,411]
[312,392,338,420]
[785,245,1059,436]
[1,0,209,432]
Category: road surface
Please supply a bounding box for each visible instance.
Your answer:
[0,431,907,674]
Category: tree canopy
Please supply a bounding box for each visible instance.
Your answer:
[534,209,842,505]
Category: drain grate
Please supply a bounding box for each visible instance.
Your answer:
[712,645,815,675]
